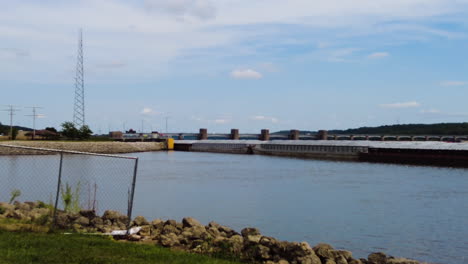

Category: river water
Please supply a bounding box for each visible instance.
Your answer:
[1,151,467,263]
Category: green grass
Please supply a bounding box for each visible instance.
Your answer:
[0,230,243,264]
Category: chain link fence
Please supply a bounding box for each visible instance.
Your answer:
[0,144,138,230]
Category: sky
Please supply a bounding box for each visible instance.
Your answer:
[1,0,468,134]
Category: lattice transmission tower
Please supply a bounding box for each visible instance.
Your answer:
[73,29,85,128]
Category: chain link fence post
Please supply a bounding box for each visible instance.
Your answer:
[126,158,139,233]
[52,152,64,228]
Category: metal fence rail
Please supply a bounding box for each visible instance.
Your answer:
[0,144,138,230]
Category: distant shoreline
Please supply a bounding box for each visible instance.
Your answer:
[0,141,164,155]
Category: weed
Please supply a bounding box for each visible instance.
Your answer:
[0,206,5,215]
[9,189,21,204]
[60,182,81,213]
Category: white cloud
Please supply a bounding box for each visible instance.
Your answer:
[379,101,421,108]
[368,52,389,59]
[144,0,216,20]
[250,115,279,123]
[420,109,468,117]
[141,107,160,115]
[230,69,263,80]
[259,62,279,73]
[420,109,441,114]
[0,48,29,59]
[328,48,360,62]
[214,119,228,124]
[440,81,467,86]
[96,61,127,69]
[0,0,467,83]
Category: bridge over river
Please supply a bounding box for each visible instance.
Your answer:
[165,128,468,142]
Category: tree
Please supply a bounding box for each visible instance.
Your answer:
[78,125,93,140]
[11,128,18,140]
[60,122,93,140]
[60,122,79,139]
[45,127,58,133]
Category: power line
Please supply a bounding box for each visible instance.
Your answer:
[1,105,21,140]
[73,28,85,128]
[25,106,44,140]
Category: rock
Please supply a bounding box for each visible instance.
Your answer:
[160,233,180,247]
[241,227,261,237]
[254,244,271,260]
[162,224,180,235]
[75,216,90,226]
[10,210,26,220]
[208,221,221,229]
[288,242,315,257]
[14,202,31,211]
[29,208,50,223]
[349,260,363,264]
[325,259,337,264]
[368,252,387,264]
[314,243,335,259]
[386,258,419,264]
[0,202,14,212]
[102,210,128,224]
[128,234,142,241]
[164,219,177,227]
[138,225,152,237]
[24,201,39,209]
[260,236,279,248]
[335,255,349,264]
[182,217,202,228]
[91,217,103,227]
[183,225,208,240]
[67,213,80,222]
[333,250,353,261]
[55,214,70,228]
[72,223,83,232]
[296,255,322,264]
[79,210,96,219]
[219,225,238,237]
[151,219,164,229]
[245,234,262,244]
[207,226,221,237]
[278,260,290,264]
[227,235,244,253]
[133,216,149,226]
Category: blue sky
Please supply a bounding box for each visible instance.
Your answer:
[1,0,468,133]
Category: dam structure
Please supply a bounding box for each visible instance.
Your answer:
[173,139,468,167]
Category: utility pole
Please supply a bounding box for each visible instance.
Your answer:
[165,116,169,134]
[25,106,44,140]
[1,105,21,140]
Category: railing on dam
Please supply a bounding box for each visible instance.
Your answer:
[164,129,468,142]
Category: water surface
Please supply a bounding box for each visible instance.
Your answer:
[1,151,467,264]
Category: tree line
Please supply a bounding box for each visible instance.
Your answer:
[0,121,92,140]
[273,122,468,136]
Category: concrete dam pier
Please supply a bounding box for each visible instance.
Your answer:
[174,140,468,167]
